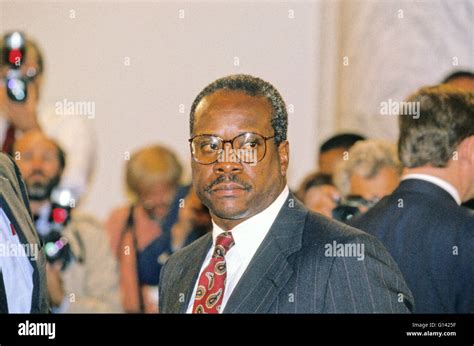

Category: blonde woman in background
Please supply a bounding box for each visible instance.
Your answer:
[105,145,188,313]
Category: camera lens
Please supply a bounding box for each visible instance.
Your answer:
[6,77,27,102]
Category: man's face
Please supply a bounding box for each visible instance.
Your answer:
[446,77,474,91]
[349,166,400,201]
[318,148,346,175]
[15,131,62,201]
[191,90,289,228]
[304,185,340,218]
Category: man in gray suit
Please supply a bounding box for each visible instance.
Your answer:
[159,74,413,313]
[0,152,49,313]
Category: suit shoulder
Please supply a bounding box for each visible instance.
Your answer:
[165,232,211,267]
[304,210,375,244]
[0,153,17,179]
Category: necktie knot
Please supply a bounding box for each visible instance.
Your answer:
[213,232,234,257]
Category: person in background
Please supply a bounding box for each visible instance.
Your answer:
[14,130,120,312]
[105,145,187,313]
[317,133,365,176]
[296,172,340,218]
[350,86,474,313]
[442,70,474,90]
[333,139,401,214]
[441,70,474,210]
[0,32,96,201]
[170,188,212,251]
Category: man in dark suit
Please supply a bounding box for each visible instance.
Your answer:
[350,86,474,313]
[0,152,49,313]
[159,74,413,313]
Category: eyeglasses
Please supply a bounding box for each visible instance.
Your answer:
[189,132,276,165]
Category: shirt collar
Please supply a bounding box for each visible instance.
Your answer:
[402,173,461,205]
[211,185,290,259]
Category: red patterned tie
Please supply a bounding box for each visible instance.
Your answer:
[192,232,235,313]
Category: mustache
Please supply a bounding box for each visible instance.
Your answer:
[27,169,47,179]
[205,175,252,193]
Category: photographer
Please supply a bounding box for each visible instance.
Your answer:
[14,130,121,313]
[0,31,96,200]
[332,139,402,221]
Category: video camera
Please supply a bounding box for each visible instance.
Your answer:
[41,188,75,270]
[1,31,33,103]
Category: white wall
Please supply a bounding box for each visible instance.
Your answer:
[0,0,321,220]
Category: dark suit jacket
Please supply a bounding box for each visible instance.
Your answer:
[0,153,49,313]
[159,193,413,313]
[349,179,474,313]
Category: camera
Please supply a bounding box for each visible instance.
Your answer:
[332,195,379,222]
[41,188,75,270]
[2,31,29,102]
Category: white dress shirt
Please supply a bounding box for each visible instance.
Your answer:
[186,185,290,313]
[402,173,461,205]
[0,208,33,313]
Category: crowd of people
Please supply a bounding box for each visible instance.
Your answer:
[0,32,472,314]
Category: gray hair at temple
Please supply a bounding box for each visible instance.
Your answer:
[334,139,402,197]
[399,85,474,168]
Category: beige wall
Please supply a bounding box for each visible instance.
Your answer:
[0,1,322,219]
[1,0,472,220]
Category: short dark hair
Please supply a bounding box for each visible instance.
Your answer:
[319,133,366,153]
[189,74,288,145]
[301,172,333,192]
[399,85,474,168]
[442,70,474,84]
[296,171,334,201]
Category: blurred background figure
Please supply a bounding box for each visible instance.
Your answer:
[296,172,340,218]
[332,139,402,222]
[317,133,365,176]
[0,31,96,201]
[441,70,474,210]
[350,86,474,313]
[14,130,120,313]
[170,187,212,251]
[105,145,188,313]
[442,70,474,91]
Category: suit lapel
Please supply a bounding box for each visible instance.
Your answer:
[0,178,41,248]
[224,193,307,313]
[170,234,212,313]
[0,178,42,313]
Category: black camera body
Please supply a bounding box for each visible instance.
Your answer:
[41,188,75,270]
[2,31,28,103]
[332,195,379,223]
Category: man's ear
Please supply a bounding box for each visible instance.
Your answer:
[278,140,289,177]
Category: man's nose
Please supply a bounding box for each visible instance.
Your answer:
[213,142,242,174]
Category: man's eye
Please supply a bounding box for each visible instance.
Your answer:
[242,141,258,149]
[201,142,219,152]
